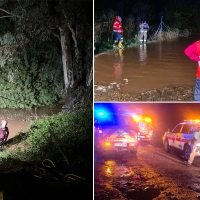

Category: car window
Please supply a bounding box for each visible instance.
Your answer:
[181,124,193,134]
[172,124,183,133]
[188,125,197,134]
[117,115,138,128]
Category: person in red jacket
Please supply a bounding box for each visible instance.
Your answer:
[0,119,9,147]
[113,15,124,49]
[184,41,200,101]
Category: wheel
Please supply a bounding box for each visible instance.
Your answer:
[164,139,170,152]
[183,145,191,161]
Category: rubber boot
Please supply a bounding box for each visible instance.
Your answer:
[113,40,118,48]
[118,41,124,49]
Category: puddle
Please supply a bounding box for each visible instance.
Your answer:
[124,187,160,200]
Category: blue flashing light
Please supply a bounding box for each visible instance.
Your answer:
[98,112,105,116]
[94,103,117,124]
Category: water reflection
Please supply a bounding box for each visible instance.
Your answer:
[139,43,147,64]
[113,49,124,78]
[95,37,198,94]
[104,160,133,177]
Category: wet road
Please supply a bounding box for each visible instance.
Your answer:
[94,37,199,96]
[94,140,200,200]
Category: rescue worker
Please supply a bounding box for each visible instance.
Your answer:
[139,21,149,43]
[113,15,124,49]
[187,126,200,166]
[0,119,9,146]
[184,41,200,101]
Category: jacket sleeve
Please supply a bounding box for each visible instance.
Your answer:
[184,42,200,62]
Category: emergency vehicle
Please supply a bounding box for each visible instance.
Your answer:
[94,114,140,154]
[163,120,200,160]
[133,116,153,141]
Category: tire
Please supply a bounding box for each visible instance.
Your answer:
[164,139,170,152]
[183,145,191,161]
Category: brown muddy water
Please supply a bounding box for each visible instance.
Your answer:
[94,36,199,96]
[0,104,63,140]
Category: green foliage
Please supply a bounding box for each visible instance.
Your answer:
[0,0,93,108]
[3,105,93,177]
[0,40,64,108]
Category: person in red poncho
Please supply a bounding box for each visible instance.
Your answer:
[113,15,124,49]
[184,41,200,101]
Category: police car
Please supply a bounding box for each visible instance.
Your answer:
[163,120,200,160]
[94,114,140,154]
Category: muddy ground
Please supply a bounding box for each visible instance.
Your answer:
[94,137,200,200]
[94,84,194,102]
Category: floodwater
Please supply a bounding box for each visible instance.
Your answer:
[0,104,63,140]
[94,36,199,94]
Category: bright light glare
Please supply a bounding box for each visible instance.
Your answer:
[144,117,152,123]
[184,119,200,122]
[132,115,142,121]
[105,142,111,146]
[98,112,104,116]
[106,168,111,174]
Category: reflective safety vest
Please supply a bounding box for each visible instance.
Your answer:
[196,41,200,77]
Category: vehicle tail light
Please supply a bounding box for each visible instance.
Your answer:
[105,142,111,146]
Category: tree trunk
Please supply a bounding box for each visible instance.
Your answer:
[59,27,75,109]
[59,27,69,90]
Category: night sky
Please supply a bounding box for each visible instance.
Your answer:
[94,0,200,26]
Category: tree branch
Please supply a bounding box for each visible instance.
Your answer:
[68,24,77,48]
[51,31,61,42]
[0,8,23,18]
[0,16,12,18]
[17,0,26,12]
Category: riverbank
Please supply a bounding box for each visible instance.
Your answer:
[0,106,93,200]
[94,84,194,101]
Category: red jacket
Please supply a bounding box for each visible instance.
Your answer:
[184,41,200,62]
[184,41,200,77]
[113,16,123,34]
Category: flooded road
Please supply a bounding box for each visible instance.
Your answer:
[94,37,199,96]
[0,104,63,140]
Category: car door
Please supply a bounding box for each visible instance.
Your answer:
[175,124,191,149]
[170,124,183,148]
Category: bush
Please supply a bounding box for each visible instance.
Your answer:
[1,105,93,180]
